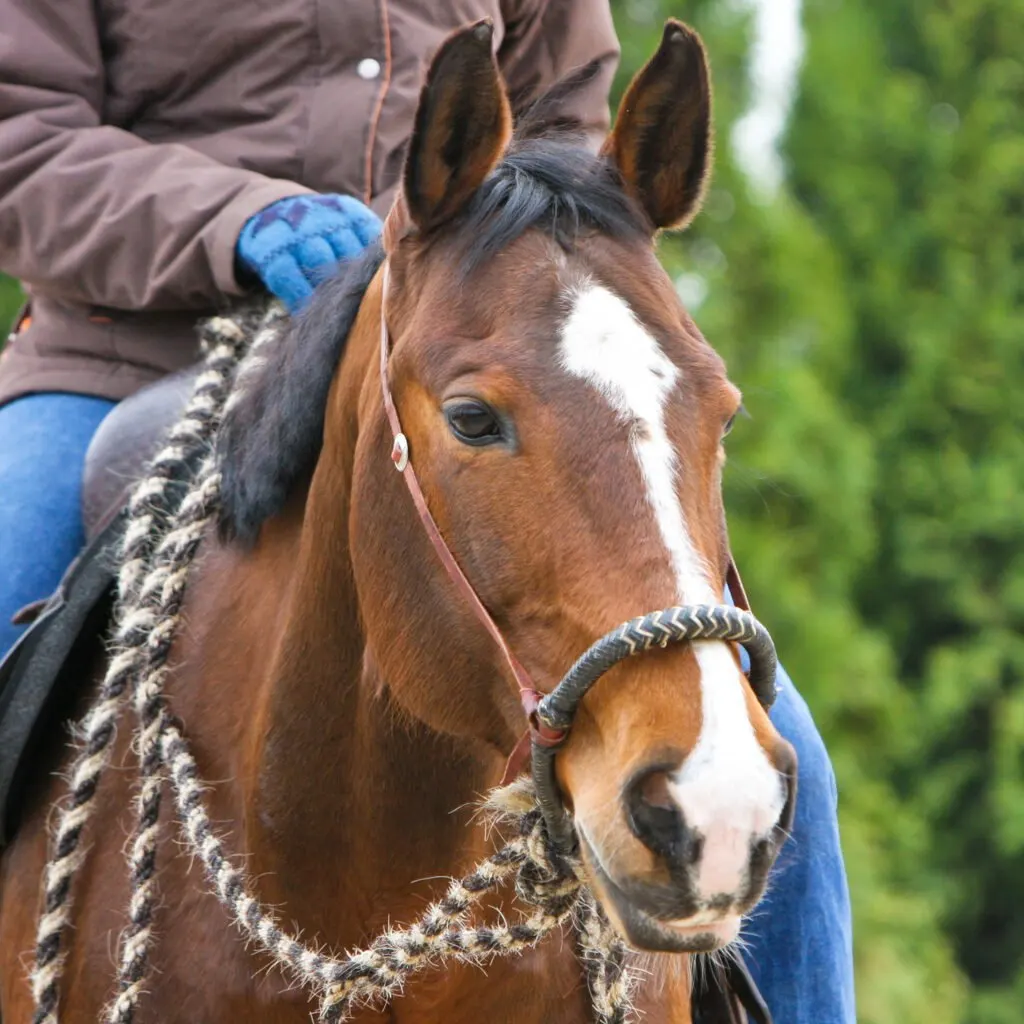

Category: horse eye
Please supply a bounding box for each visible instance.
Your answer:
[723,403,746,438]
[445,400,502,446]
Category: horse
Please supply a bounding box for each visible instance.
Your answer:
[0,19,796,1023]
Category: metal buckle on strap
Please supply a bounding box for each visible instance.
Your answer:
[391,434,409,471]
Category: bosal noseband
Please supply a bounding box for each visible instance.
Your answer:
[378,264,779,851]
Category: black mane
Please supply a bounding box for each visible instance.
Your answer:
[216,242,384,544]
[456,136,648,271]
[217,134,647,545]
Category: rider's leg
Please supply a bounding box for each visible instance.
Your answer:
[0,392,116,660]
[743,665,857,1024]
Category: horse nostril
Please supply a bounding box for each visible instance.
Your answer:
[625,766,701,866]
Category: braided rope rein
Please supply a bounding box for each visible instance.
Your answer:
[30,307,271,1024]
[31,305,635,1024]
[109,307,289,1022]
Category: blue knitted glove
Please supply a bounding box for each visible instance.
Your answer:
[236,194,383,312]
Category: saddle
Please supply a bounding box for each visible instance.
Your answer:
[0,366,199,847]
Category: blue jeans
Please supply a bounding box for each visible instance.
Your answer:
[745,666,857,1023]
[0,393,855,1022]
[0,392,117,658]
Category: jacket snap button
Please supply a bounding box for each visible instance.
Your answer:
[357,58,381,80]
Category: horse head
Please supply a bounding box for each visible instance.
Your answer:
[221,19,797,958]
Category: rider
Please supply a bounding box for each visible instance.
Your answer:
[0,1,854,1019]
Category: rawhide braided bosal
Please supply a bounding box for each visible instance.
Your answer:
[533,606,778,850]
[29,302,636,1024]
[31,294,777,1024]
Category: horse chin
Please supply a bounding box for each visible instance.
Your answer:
[579,835,741,955]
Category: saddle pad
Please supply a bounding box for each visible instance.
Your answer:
[0,512,125,848]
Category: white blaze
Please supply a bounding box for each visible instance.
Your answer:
[558,283,784,902]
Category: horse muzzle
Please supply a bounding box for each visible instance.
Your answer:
[525,604,794,953]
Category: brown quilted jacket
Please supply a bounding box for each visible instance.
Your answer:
[0,0,618,406]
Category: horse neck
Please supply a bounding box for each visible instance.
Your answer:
[239,276,500,942]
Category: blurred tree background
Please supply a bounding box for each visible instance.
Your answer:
[0,277,18,339]
[1,0,1021,1020]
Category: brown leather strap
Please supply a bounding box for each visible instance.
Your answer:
[499,729,535,787]
[378,267,563,754]
[726,558,751,613]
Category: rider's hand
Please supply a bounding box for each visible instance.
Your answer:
[235,194,383,313]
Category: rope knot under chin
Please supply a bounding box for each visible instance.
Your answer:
[515,815,580,907]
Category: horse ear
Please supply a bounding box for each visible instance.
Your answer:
[601,20,713,231]
[403,20,512,232]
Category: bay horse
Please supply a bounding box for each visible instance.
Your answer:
[0,20,796,1023]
